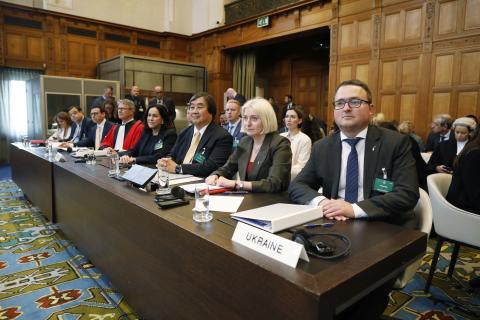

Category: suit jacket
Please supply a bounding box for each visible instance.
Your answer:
[149,96,176,122]
[212,133,292,193]
[233,93,246,106]
[446,148,480,214]
[426,138,458,174]
[76,120,114,148]
[425,131,451,152]
[121,127,177,164]
[68,117,95,142]
[223,120,246,143]
[288,125,419,224]
[125,94,146,121]
[170,122,233,177]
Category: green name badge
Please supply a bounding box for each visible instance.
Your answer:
[154,140,163,150]
[373,178,394,193]
[193,152,206,163]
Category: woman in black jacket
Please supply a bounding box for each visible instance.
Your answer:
[119,104,177,165]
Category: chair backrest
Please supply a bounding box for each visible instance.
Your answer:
[413,188,433,235]
[427,173,480,247]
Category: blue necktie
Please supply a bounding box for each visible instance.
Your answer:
[344,138,362,203]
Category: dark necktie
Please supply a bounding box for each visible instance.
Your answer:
[440,135,445,142]
[344,138,362,203]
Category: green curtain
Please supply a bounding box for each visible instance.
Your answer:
[232,52,256,100]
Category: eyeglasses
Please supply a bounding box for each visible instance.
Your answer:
[332,98,370,110]
[117,107,131,111]
[187,103,206,111]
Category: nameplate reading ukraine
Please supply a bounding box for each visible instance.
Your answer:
[232,222,309,268]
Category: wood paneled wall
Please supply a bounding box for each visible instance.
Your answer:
[0,3,191,78]
[2,0,480,137]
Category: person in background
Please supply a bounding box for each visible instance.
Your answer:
[125,85,146,121]
[149,85,176,127]
[119,104,177,165]
[93,85,114,107]
[225,87,246,106]
[371,112,385,126]
[380,122,427,190]
[104,98,120,124]
[157,92,232,177]
[219,111,228,127]
[48,111,72,141]
[398,121,425,151]
[302,111,324,143]
[66,106,94,144]
[224,99,245,148]
[425,114,452,152]
[446,128,480,214]
[280,107,311,180]
[100,99,144,152]
[426,117,476,174]
[206,97,291,193]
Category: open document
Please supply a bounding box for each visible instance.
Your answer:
[231,203,323,233]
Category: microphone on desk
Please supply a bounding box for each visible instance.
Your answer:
[171,186,185,199]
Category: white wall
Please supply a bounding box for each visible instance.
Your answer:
[2,0,226,35]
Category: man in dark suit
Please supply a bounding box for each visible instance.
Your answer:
[158,92,233,177]
[76,105,114,149]
[425,114,453,152]
[223,99,245,147]
[226,88,246,106]
[149,85,176,126]
[92,85,114,107]
[66,106,94,144]
[289,79,419,320]
[125,85,146,121]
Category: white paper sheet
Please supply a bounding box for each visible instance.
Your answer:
[169,176,203,186]
[209,195,244,213]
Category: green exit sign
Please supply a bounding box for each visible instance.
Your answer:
[257,16,269,28]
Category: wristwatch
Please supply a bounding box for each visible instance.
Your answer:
[175,164,182,174]
[236,181,244,191]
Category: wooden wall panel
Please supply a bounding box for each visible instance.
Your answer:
[400,94,416,121]
[380,95,396,120]
[385,13,401,43]
[401,59,419,88]
[432,92,451,115]
[356,64,369,83]
[6,33,25,58]
[438,1,457,35]
[457,91,478,116]
[339,65,352,82]
[357,19,372,47]
[404,8,422,39]
[465,0,480,30]
[340,23,354,50]
[434,54,454,86]
[382,61,397,90]
[460,51,480,84]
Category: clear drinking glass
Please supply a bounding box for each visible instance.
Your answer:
[108,152,120,177]
[156,169,171,195]
[193,183,212,223]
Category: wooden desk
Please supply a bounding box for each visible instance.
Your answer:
[10,143,55,221]
[50,159,427,320]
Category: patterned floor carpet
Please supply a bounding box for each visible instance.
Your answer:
[0,178,478,319]
[0,179,138,319]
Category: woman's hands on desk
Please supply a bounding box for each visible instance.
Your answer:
[120,155,135,164]
[206,175,235,189]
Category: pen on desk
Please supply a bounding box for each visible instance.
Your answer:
[303,222,334,228]
[223,191,249,195]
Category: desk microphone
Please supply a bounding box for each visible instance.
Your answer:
[171,186,185,199]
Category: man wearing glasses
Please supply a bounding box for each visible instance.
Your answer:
[75,105,114,149]
[157,92,232,177]
[289,79,418,319]
[100,99,144,152]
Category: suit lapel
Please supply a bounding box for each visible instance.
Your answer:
[196,122,213,154]
[250,134,272,180]
[330,133,342,198]
[234,121,242,139]
[180,126,195,160]
[363,126,382,199]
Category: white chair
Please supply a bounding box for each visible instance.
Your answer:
[393,188,433,289]
[424,173,480,292]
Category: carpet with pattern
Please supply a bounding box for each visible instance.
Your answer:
[0,178,478,320]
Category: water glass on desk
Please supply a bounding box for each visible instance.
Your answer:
[156,169,171,195]
[193,183,212,223]
[107,151,120,177]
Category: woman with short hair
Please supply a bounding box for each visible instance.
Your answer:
[206,97,291,193]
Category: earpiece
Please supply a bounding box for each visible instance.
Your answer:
[171,186,185,199]
[291,229,351,260]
